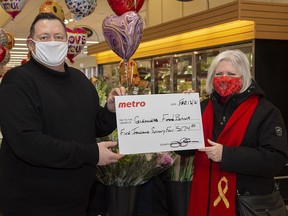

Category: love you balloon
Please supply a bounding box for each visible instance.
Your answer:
[102,11,143,62]
[66,27,87,63]
[107,0,145,16]
[0,0,26,20]
[65,0,97,21]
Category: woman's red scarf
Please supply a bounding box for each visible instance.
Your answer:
[188,95,259,216]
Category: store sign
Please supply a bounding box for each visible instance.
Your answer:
[115,93,204,154]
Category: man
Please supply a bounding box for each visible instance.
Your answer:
[0,13,125,216]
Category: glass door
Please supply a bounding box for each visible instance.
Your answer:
[194,49,219,97]
[171,53,193,93]
[136,58,152,95]
[152,56,172,94]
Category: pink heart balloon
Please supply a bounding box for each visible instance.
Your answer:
[102,11,143,61]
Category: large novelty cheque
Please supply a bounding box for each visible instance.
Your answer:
[115,93,205,154]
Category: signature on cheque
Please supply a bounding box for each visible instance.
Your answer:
[170,137,199,148]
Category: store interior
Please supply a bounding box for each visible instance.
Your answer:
[0,0,288,211]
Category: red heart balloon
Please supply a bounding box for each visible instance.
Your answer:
[0,45,10,66]
[107,0,145,16]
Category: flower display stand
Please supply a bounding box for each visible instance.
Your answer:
[107,185,140,216]
[165,181,192,216]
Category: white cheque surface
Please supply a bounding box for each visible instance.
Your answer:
[115,93,204,154]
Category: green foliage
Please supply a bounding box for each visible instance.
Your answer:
[169,154,194,182]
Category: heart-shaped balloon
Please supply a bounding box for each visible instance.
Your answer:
[0,29,8,47]
[39,0,65,21]
[107,0,145,16]
[5,32,15,50]
[102,11,143,61]
[0,45,10,66]
[66,27,87,63]
[0,0,26,20]
[65,0,97,21]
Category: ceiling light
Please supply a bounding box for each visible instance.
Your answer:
[14,38,27,41]
[7,59,22,61]
[11,47,28,51]
[14,43,27,46]
[86,41,99,44]
[10,51,28,54]
[10,56,27,59]
[10,55,27,58]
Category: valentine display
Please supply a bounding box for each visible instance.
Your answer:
[102,11,143,62]
[39,0,65,21]
[107,0,145,16]
[66,27,87,63]
[0,0,26,20]
[64,0,97,20]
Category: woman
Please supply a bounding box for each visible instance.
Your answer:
[184,50,288,216]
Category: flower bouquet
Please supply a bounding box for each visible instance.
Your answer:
[96,130,175,187]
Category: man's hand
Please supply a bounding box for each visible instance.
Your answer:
[106,86,126,112]
[97,141,124,166]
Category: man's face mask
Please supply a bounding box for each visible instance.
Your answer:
[30,39,68,67]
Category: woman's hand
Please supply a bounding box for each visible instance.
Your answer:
[198,139,223,162]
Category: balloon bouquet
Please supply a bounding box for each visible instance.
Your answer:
[0,29,14,77]
[64,0,96,63]
[103,0,145,94]
[0,0,26,69]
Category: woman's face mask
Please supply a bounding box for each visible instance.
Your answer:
[213,76,243,97]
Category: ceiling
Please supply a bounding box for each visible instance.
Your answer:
[0,0,147,67]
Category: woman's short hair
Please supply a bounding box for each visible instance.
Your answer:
[205,49,252,95]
